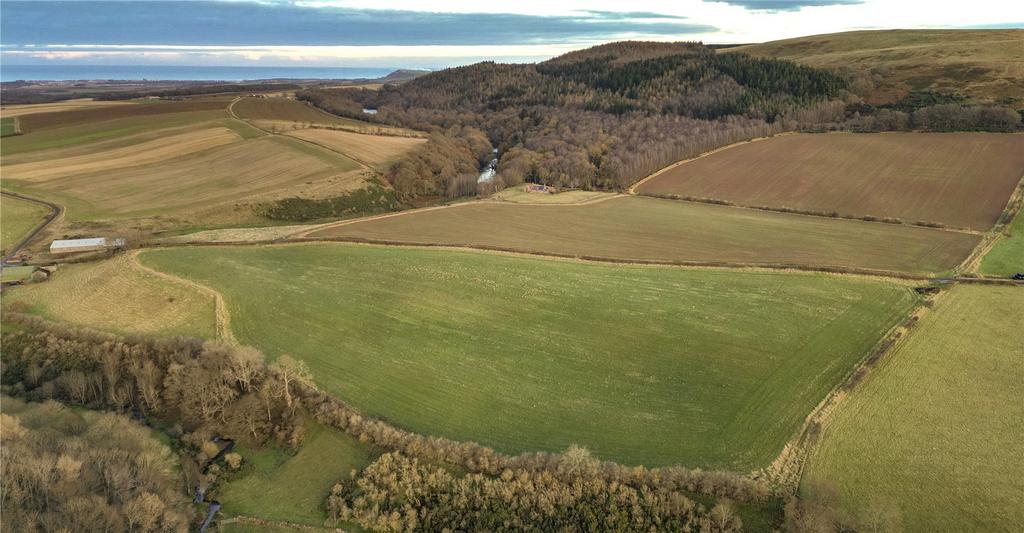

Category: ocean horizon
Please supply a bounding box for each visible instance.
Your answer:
[0,64,404,82]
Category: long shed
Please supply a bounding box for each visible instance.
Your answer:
[49,237,125,255]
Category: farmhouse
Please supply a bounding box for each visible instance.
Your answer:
[49,237,125,255]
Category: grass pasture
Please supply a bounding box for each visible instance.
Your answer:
[491,187,618,204]
[3,255,215,338]
[803,285,1024,532]
[1,117,17,137]
[218,420,375,526]
[1,194,50,255]
[141,244,918,470]
[285,127,426,167]
[980,210,1024,277]
[310,196,979,275]
[638,133,1024,231]
[729,29,1024,105]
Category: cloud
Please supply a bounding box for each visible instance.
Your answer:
[0,1,718,47]
[711,0,863,12]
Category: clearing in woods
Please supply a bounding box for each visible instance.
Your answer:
[218,420,375,527]
[802,285,1024,532]
[140,244,918,470]
[1,194,50,254]
[636,133,1024,232]
[308,196,979,275]
[2,254,216,339]
[727,29,1024,106]
[284,127,426,167]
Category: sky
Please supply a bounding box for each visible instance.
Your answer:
[1,0,1022,68]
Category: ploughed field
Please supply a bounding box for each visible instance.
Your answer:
[309,196,979,275]
[637,133,1024,231]
[803,285,1024,532]
[140,244,918,470]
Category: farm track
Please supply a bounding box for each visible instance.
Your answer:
[228,97,382,172]
[0,190,62,264]
[128,250,237,345]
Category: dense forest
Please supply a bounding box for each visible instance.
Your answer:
[298,42,847,195]
[1,397,192,532]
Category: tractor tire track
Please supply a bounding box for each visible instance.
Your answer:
[129,250,238,345]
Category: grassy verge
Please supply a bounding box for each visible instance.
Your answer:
[802,285,1024,531]
[141,244,918,470]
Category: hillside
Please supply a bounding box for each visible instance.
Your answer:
[299,41,846,195]
[728,29,1024,106]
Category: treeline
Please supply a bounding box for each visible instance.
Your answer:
[327,451,744,532]
[298,41,847,193]
[1,314,773,508]
[1,396,192,532]
[1,312,306,450]
[842,90,1022,132]
[259,184,403,222]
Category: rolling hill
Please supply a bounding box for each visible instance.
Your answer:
[728,29,1024,106]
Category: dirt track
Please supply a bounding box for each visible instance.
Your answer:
[1,190,62,264]
[129,250,237,344]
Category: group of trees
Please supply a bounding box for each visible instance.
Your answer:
[1,396,192,532]
[1,312,306,450]
[297,41,847,195]
[3,313,870,531]
[327,451,744,532]
[841,90,1022,133]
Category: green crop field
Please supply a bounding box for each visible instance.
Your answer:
[141,244,918,470]
[980,211,1024,277]
[802,285,1024,532]
[310,196,979,275]
[637,133,1024,232]
[0,194,49,255]
[219,420,375,526]
[0,117,17,137]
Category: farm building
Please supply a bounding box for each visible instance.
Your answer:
[524,184,557,194]
[49,237,125,255]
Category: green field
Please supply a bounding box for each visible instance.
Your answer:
[311,196,979,275]
[141,244,918,470]
[802,285,1024,532]
[0,194,50,255]
[219,420,375,526]
[980,211,1024,277]
[0,117,16,137]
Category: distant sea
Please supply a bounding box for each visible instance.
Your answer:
[0,65,399,82]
